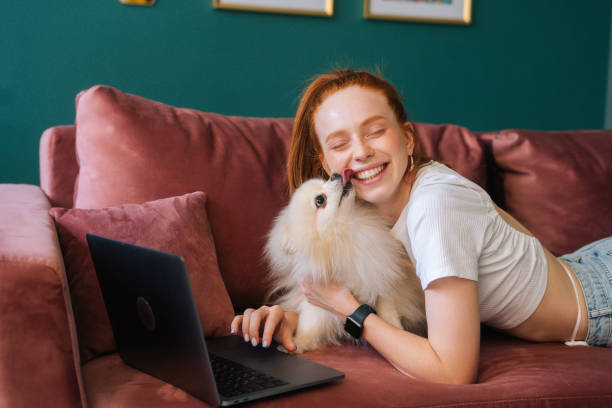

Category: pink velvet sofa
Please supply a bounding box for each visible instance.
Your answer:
[2,85,612,408]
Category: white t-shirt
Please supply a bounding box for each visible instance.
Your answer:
[392,161,548,330]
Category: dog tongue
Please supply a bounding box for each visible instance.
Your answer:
[342,168,355,186]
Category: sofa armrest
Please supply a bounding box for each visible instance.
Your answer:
[0,184,85,408]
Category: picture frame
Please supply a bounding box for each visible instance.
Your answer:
[213,0,334,17]
[364,0,471,25]
[119,0,156,6]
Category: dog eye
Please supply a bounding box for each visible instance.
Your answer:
[314,194,327,208]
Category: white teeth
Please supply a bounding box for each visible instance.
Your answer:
[355,164,385,180]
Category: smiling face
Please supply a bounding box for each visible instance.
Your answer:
[313,86,415,220]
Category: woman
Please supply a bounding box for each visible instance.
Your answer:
[230,69,612,384]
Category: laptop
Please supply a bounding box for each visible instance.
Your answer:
[86,233,344,407]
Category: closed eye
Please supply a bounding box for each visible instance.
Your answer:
[330,142,348,151]
[368,127,385,137]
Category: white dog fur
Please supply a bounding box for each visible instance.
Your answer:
[264,175,426,353]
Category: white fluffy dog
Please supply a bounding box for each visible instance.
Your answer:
[264,174,426,353]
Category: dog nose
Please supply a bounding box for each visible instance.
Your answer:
[330,173,342,183]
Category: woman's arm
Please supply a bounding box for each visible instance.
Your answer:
[301,276,481,384]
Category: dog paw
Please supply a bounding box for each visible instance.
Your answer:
[292,334,321,353]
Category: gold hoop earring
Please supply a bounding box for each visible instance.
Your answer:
[409,155,414,171]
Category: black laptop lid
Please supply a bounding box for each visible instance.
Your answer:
[86,233,220,406]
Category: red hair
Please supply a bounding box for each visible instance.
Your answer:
[287,69,429,194]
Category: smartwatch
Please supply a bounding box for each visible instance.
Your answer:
[344,304,377,339]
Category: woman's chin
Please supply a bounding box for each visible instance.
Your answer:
[355,185,388,206]
[355,177,407,210]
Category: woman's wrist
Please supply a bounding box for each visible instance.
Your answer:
[339,296,361,320]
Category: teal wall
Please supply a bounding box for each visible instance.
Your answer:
[1,1,610,185]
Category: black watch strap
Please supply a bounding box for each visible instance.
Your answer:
[344,304,377,339]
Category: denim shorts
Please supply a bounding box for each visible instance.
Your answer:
[559,236,612,347]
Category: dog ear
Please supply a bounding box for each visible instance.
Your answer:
[281,224,297,255]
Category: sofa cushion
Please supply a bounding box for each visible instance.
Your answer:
[480,129,612,256]
[413,122,487,188]
[73,85,293,311]
[81,331,612,408]
[50,191,234,363]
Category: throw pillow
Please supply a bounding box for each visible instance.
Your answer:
[50,191,234,363]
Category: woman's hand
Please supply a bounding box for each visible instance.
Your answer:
[300,279,360,320]
[231,305,299,352]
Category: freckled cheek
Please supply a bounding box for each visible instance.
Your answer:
[323,150,351,174]
[376,132,404,150]
[381,134,408,162]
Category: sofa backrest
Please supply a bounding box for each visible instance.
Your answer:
[40,125,78,208]
[38,116,488,214]
[480,128,612,256]
[39,85,612,311]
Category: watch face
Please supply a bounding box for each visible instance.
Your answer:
[344,316,362,338]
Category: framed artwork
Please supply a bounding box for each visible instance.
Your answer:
[364,0,471,25]
[213,0,334,17]
[119,0,156,5]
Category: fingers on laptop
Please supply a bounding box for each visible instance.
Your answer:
[232,306,269,344]
[231,314,243,336]
[231,306,296,352]
[241,308,255,342]
[275,323,297,353]
[262,305,285,349]
[266,306,297,352]
[248,307,267,346]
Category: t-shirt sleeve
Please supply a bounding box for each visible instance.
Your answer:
[406,184,491,290]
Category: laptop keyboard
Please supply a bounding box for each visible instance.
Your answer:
[209,353,288,398]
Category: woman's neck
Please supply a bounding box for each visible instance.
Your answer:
[375,170,417,223]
